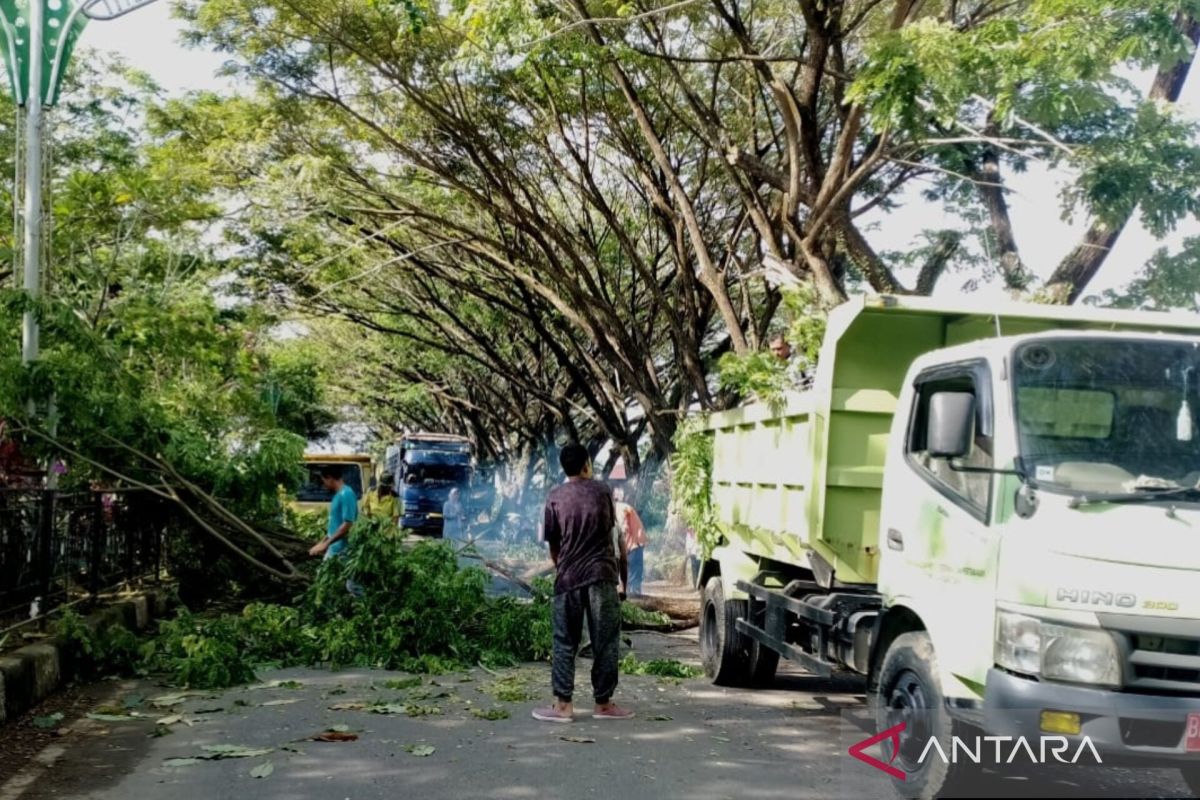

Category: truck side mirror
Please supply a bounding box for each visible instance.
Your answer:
[927,391,975,458]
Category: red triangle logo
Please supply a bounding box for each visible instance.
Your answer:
[848,721,907,780]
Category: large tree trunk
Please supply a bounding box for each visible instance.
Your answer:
[1044,12,1200,303]
[975,142,1031,291]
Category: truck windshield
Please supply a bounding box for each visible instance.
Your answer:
[295,463,364,501]
[404,464,470,486]
[1013,338,1200,495]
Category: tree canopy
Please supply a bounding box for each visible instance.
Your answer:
[6,0,1200,496]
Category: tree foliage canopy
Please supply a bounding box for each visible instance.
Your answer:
[0,62,332,540]
[5,2,1200,511]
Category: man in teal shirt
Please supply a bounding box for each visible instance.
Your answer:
[309,464,358,560]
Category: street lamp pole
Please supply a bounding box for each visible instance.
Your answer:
[3,0,162,368]
[21,0,45,365]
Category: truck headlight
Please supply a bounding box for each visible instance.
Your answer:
[995,612,1120,687]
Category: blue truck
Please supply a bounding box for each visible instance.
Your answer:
[387,433,474,537]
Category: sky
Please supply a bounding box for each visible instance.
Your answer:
[83,2,230,94]
[83,8,1200,303]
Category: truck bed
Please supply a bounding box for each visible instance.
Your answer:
[705,294,1200,587]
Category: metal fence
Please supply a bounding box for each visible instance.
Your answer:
[0,488,169,625]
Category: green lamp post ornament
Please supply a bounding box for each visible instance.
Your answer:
[0,0,158,365]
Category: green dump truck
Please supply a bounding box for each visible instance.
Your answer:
[695,294,1200,798]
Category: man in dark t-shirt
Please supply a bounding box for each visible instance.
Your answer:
[532,444,634,723]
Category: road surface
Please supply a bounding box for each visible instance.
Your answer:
[0,630,1194,800]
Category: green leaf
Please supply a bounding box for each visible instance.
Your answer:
[86,713,135,722]
[403,744,436,756]
[33,712,64,730]
[249,761,275,779]
[149,692,201,708]
[470,707,510,721]
[200,744,275,759]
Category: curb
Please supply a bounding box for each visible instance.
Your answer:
[0,590,170,724]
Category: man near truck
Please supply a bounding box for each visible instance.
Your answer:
[364,476,400,527]
[770,332,812,389]
[533,444,635,723]
[308,465,363,595]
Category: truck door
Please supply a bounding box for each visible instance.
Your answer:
[884,360,1000,697]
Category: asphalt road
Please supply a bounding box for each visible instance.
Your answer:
[1,630,1195,800]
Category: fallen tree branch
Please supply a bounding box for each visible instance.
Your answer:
[12,423,307,583]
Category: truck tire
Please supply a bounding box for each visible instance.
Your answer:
[747,644,780,687]
[872,631,981,800]
[746,609,780,687]
[701,577,751,685]
[1181,765,1200,798]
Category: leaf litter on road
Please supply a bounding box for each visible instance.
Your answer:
[312,730,359,742]
[149,692,206,708]
[249,679,303,691]
[471,708,510,721]
[403,744,435,757]
[154,714,196,727]
[480,673,538,703]
[161,745,278,770]
[561,736,596,744]
[86,713,136,723]
[201,744,275,759]
[369,703,442,717]
[259,699,300,707]
[249,761,275,779]
[33,712,64,729]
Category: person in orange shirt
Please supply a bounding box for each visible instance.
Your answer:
[613,487,648,597]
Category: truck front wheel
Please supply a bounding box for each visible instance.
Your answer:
[873,631,980,800]
[1181,765,1200,798]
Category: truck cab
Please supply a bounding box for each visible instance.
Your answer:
[388,433,473,537]
[694,296,1200,798]
[290,453,372,514]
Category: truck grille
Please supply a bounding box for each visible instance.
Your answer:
[1123,632,1200,694]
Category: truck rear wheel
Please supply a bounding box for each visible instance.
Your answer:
[873,631,981,800]
[700,577,779,686]
[701,577,752,686]
[746,620,780,687]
